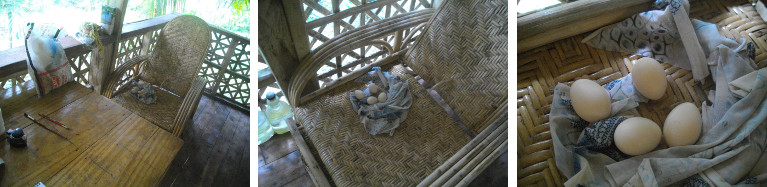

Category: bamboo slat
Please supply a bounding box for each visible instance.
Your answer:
[517,0,767,186]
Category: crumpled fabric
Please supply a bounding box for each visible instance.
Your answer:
[552,0,767,185]
[730,71,759,99]
[349,71,412,136]
[582,0,742,82]
[551,71,767,187]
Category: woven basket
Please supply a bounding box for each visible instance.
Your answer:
[517,0,767,186]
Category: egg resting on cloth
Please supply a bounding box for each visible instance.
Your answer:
[551,0,767,186]
[349,68,412,136]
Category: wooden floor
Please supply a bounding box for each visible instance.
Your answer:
[158,95,250,186]
[258,131,508,187]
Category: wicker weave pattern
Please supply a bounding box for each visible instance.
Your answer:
[517,0,767,186]
[294,64,470,186]
[109,15,211,136]
[404,0,508,135]
[139,15,211,97]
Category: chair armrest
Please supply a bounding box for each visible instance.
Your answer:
[286,9,434,106]
[103,55,149,98]
[171,76,206,137]
[418,105,509,187]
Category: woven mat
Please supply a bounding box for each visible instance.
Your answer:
[294,63,470,186]
[404,0,508,135]
[517,0,767,186]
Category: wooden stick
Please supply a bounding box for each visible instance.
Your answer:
[455,140,508,187]
[24,113,67,139]
[417,115,506,186]
[38,113,70,129]
[421,122,508,186]
[436,125,508,186]
[443,130,508,186]
[286,118,332,187]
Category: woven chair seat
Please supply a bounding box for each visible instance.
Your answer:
[112,86,183,131]
[517,0,767,186]
[294,64,471,186]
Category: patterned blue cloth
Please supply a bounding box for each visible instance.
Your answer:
[552,70,767,186]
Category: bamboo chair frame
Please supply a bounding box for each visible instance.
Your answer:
[285,0,508,186]
[103,15,211,137]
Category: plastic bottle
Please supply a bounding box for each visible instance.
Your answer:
[258,109,274,145]
[264,92,293,134]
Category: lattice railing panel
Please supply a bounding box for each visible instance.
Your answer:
[68,51,92,85]
[113,34,145,90]
[0,72,30,90]
[199,28,250,110]
[304,0,432,50]
[226,40,250,77]
[216,70,250,106]
[200,31,236,89]
[303,0,430,86]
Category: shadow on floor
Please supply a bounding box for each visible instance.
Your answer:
[158,96,250,186]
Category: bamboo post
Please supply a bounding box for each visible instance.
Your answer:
[90,0,128,94]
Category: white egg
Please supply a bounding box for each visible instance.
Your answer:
[354,90,365,100]
[614,117,662,156]
[570,79,612,122]
[368,84,379,94]
[366,96,378,105]
[378,92,387,102]
[632,57,667,100]
[663,102,702,147]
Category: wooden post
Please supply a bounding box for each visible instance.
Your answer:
[90,0,129,94]
[259,0,318,105]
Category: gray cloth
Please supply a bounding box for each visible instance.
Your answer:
[553,21,766,187]
[551,71,767,187]
[350,72,412,136]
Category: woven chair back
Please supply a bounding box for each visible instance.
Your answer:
[403,0,508,134]
[141,15,211,97]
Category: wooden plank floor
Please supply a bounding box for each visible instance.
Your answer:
[159,95,250,187]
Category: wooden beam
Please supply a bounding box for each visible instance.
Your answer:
[517,0,653,52]
[283,0,320,95]
[91,0,129,94]
[259,0,319,106]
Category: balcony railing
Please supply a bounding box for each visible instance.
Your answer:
[0,13,250,112]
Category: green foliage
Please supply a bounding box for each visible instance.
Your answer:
[128,0,249,38]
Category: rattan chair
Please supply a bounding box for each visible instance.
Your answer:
[284,0,508,186]
[518,0,767,186]
[103,15,211,137]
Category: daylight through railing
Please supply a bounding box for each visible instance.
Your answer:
[0,13,250,112]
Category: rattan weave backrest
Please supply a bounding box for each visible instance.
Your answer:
[140,15,211,97]
[404,0,508,134]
